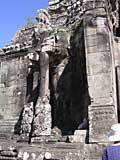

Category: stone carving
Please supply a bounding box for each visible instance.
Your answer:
[51,126,62,137]
[20,102,33,136]
[32,95,51,136]
[89,105,117,142]
[36,9,52,31]
[0,0,120,159]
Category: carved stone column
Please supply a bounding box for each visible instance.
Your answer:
[32,51,51,137]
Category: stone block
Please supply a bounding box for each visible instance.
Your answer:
[87,46,97,54]
[86,53,112,76]
[69,130,87,143]
[85,35,97,47]
[32,98,51,137]
[89,97,113,107]
[0,119,18,134]
[49,0,60,6]
[87,72,112,101]
[42,45,54,53]
[89,105,117,142]
[0,55,27,134]
[85,27,96,36]
[0,150,17,157]
[84,143,105,160]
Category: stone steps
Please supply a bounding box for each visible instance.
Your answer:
[0,138,105,160]
[0,119,18,134]
[0,156,17,160]
[0,146,18,160]
[0,152,17,160]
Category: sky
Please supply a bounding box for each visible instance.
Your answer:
[0,0,48,48]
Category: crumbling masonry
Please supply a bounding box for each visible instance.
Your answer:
[0,0,120,159]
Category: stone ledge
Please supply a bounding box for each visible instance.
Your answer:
[0,140,107,160]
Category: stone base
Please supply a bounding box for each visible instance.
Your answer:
[32,98,52,137]
[89,105,117,143]
[31,135,67,144]
[0,119,18,134]
[17,134,30,143]
[0,139,107,160]
[69,130,87,143]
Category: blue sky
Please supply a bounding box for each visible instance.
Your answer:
[0,0,48,48]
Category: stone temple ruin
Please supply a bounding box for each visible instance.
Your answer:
[0,0,120,159]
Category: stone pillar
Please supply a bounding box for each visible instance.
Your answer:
[84,5,117,142]
[32,51,51,137]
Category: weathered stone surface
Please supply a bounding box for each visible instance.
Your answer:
[69,130,87,143]
[0,139,109,160]
[84,6,117,142]
[0,55,27,134]
[32,97,51,136]
[89,105,116,142]
[20,102,34,135]
[32,50,52,137]
[0,0,119,159]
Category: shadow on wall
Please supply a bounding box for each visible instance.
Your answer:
[14,108,24,134]
[14,66,40,135]
[51,24,91,135]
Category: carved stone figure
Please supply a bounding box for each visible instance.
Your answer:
[20,102,33,136]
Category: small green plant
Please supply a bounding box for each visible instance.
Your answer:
[26,16,36,26]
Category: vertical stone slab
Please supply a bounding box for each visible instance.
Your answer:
[89,105,116,142]
[32,52,51,137]
[0,55,27,134]
[84,7,117,142]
